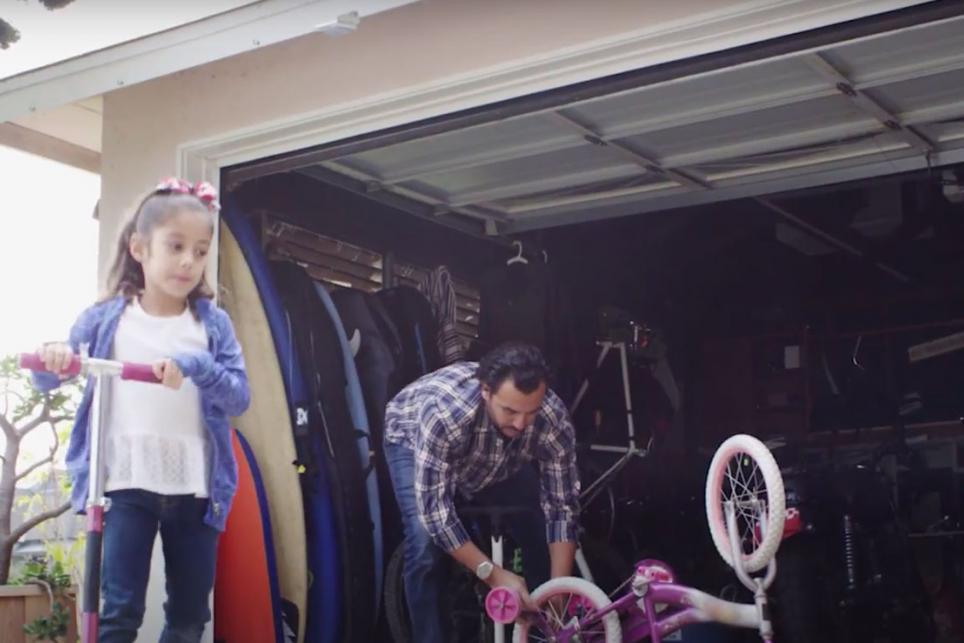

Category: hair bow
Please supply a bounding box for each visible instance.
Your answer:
[154,177,221,212]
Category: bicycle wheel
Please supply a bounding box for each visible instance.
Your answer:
[512,577,622,643]
[705,434,785,573]
[383,544,411,643]
[382,542,491,642]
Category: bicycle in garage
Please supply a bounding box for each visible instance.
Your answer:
[485,433,787,643]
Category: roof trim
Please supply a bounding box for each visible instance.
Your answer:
[0,0,417,123]
[0,122,100,173]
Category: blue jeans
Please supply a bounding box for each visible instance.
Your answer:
[99,490,218,643]
[384,441,549,643]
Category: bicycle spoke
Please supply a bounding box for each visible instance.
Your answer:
[545,597,564,629]
[722,452,771,555]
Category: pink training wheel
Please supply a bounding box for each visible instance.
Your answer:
[485,587,521,624]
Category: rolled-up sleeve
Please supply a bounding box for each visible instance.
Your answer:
[538,410,581,543]
[413,402,471,551]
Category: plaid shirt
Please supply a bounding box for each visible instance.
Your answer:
[385,362,580,551]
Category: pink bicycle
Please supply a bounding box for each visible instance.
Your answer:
[485,434,786,643]
[21,351,161,643]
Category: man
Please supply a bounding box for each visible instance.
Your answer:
[383,342,580,642]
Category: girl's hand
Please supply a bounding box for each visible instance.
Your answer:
[37,343,74,378]
[153,358,184,390]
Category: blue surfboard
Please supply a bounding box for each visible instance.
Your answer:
[313,282,384,613]
[222,204,341,643]
[268,259,375,639]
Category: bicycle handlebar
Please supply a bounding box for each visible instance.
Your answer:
[19,353,162,384]
[20,353,83,377]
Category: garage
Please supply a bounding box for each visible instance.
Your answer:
[215,4,964,642]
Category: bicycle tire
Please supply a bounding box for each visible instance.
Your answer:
[382,543,491,642]
[383,544,411,643]
[512,576,622,643]
[705,434,785,573]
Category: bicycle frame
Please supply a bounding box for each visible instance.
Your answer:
[498,494,779,642]
[519,581,760,643]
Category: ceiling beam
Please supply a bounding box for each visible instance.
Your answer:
[754,197,912,283]
[804,53,935,154]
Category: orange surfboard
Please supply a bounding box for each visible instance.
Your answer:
[214,430,283,643]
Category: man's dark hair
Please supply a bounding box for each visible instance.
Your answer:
[476,342,550,394]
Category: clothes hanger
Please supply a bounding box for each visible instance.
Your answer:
[507,240,528,265]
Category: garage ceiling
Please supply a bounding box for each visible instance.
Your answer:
[299,11,964,235]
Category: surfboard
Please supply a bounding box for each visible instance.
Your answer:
[221,209,341,643]
[217,222,308,642]
[214,429,283,643]
[269,259,375,640]
[313,282,384,614]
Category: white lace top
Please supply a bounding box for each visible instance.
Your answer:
[105,299,210,497]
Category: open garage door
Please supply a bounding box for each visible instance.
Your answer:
[226,2,964,238]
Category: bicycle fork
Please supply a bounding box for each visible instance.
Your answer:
[725,502,775,643]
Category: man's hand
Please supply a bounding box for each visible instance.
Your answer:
[488,566,536,611]
[153,358,184,390]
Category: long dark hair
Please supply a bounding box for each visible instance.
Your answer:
[103,190,216,306]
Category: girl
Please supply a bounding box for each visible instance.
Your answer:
[33,178,250,643]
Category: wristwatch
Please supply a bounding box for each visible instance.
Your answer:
[475,560,494,581]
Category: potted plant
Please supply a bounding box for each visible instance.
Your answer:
[9,554,77,642]
[0,355,81,642]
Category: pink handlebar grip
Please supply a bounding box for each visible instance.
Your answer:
[121,362,161,384]
[19,352,82,376]
[485,587,521,624]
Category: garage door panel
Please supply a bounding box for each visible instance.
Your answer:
[300,13,964,234]
[491,172,675,212]
[620,95,879,162]
[407,143,632,199]
[864,69,964,118]
[560,57,827,136]
[917,121,964,146]
[823,17,964,87]
[344,113,574,180]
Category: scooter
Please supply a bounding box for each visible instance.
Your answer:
[21,350,160,643]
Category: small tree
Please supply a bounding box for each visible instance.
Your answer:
[1,1,79,50]
[0,355,79,585]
